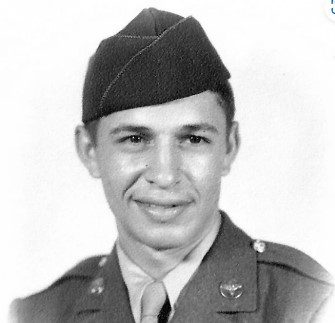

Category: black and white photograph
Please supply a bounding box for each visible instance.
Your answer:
[2,0,335,322]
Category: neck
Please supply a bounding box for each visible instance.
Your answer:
[118,212,221,279]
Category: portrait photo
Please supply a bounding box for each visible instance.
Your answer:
[2,0,335,321]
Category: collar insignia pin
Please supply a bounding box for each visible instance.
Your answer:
[89,277,104,295]
[219,279,243,299]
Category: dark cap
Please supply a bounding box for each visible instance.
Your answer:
[82,8,230,123]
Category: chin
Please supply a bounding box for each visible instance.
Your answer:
[141,227,196,251]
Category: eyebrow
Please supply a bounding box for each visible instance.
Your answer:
[180,123,219,134]
[109,125,151,135]
[109,123,219,135]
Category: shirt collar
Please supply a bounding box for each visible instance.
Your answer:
[117,243,153,323]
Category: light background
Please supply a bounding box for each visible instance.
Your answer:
[1,0,335,320]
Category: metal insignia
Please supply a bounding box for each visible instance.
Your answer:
[89,277,104,295]
[253,239,266,253]
[219,279,243,299]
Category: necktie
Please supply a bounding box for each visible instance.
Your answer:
[141,281,171,323]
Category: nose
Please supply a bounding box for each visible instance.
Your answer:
[144,139,181,189]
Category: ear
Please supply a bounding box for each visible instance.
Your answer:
[221,121,240,177]
[75,125,101,178]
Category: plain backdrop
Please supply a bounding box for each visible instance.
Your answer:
[1,0,335,320]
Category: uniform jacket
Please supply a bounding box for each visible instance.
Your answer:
[11,213,334,322]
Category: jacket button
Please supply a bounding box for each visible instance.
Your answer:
[89,277,104,295]
[219,279,243,299]
[253,239,266,253]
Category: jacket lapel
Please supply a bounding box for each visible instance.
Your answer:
[72,247,135,323]
[171,213,258,322]
[71,212,257,322]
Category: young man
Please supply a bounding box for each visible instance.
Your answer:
[11,8,333,323]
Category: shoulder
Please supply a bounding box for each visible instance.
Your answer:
[253,239,333,285]
[252,239,334,319]
[10,255,107,323]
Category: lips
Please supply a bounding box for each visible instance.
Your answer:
[137,201,179,208]
[134,198,190,207]
[133,197,192,220]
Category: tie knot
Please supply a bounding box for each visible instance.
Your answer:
[141,281,168,322]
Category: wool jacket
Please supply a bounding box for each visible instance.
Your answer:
[11,213,334,322]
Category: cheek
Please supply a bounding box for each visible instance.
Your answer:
[98,151,146,196]
[184,152,223,190]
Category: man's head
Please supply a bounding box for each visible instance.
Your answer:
[76,91,239,251]
[75,8,239,251]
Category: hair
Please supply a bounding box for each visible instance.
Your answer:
[214,81,235,133]
[83,81,235,146]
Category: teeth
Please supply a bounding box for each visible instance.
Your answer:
[145,203,176,209]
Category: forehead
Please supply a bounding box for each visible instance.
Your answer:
[98,91,227,133]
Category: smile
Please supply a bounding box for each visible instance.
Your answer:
[139,202,179,208]
[133,199,192,221]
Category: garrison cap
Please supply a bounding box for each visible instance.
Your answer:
[82,8,231,123]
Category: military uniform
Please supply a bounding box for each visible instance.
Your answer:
[12,8,334,323]
[11,213,333,322]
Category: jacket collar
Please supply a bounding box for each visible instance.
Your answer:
[72,247,135,322]
[72,212,257,322]
[171,212,257,322]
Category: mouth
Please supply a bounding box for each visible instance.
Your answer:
[133,198,192,221]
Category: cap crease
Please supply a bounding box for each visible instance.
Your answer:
[98,16,192,110]
[115,35,158,39]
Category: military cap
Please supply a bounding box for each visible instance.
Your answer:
[82,7,230,123]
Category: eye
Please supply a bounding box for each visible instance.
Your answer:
[118,135,145,144]
[183,135,211,145]
[127,135,143,144]
[114,133,152,152]
[178,134,211,147]
[188,135,203,144]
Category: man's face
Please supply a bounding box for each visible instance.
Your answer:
[78,91,238,251]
